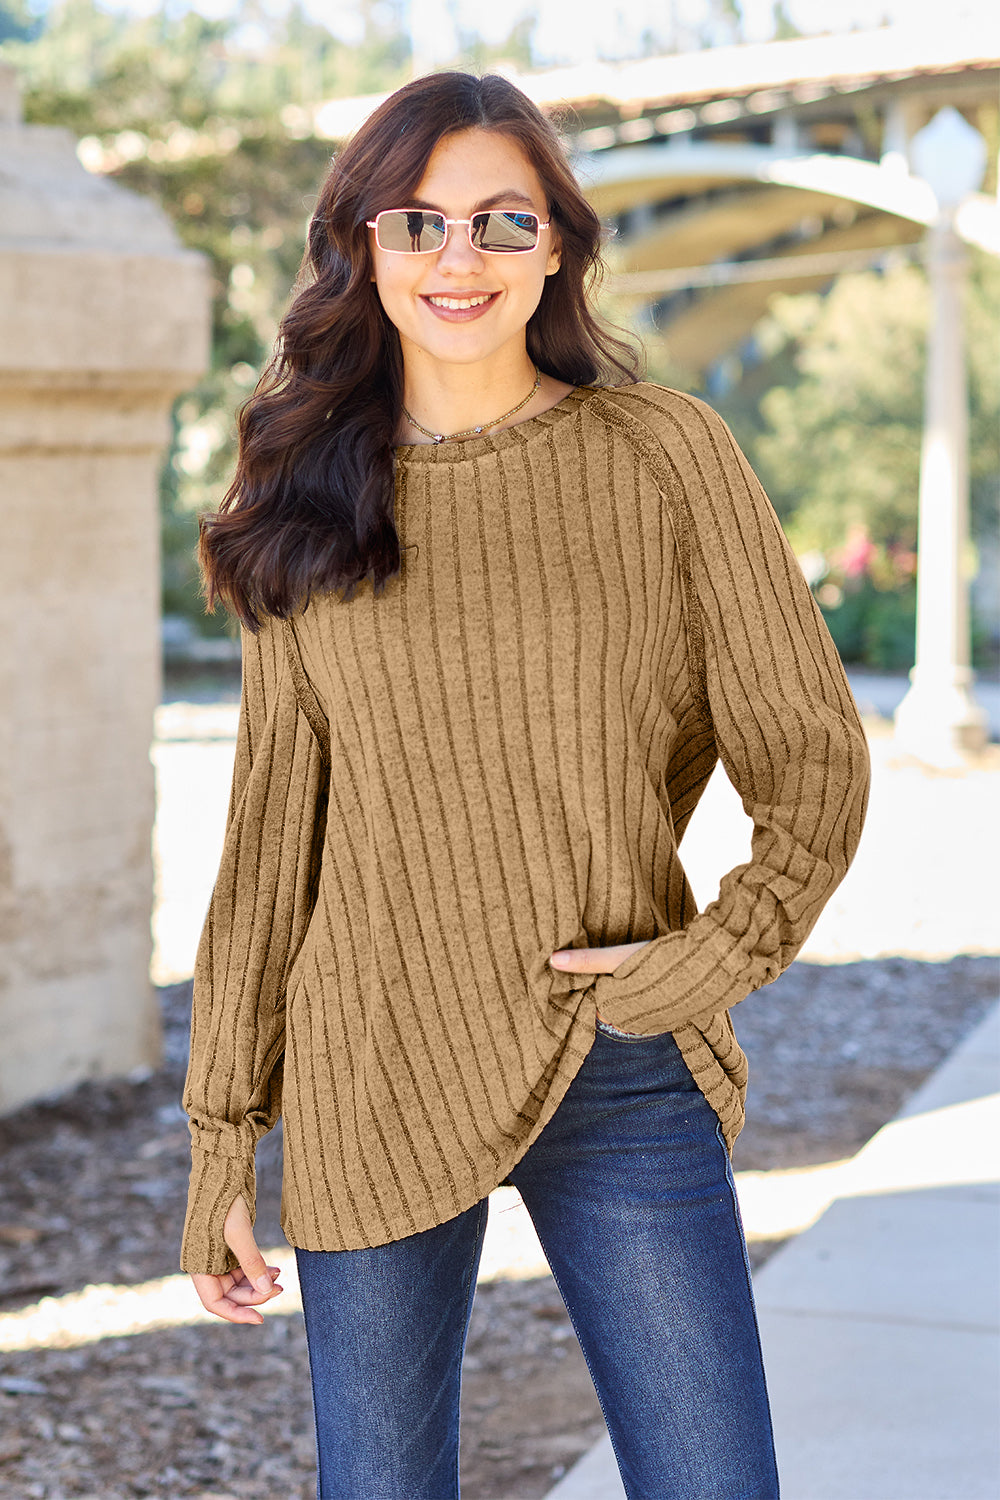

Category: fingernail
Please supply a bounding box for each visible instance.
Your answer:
[255,1274,273,1294]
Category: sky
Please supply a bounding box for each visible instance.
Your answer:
[371,0,988,69]
[96,0,988,66]
[416,0,930,62]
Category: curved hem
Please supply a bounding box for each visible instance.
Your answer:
[275,1014,746,1254]
[278,1024,597,1254]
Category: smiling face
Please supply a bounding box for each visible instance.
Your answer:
[370,127,562,385]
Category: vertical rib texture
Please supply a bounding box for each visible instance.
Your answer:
[180,383,870,1274]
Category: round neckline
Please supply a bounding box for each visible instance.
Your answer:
[393,383,598,463]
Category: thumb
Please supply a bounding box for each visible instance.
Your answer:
[223,1194,275,1295]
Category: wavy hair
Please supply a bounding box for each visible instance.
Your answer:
[200,71,643,628]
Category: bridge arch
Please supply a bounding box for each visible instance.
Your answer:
[580,144,1000,371]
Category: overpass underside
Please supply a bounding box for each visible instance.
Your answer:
[559,25,999,377]
[594,165,926,373]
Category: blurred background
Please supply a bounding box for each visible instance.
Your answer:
[0,7,998,1498]
[3,0,996,674]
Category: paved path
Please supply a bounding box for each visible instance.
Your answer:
[845,672,1000,741]
[846,670,1000,741]
[150,677,1000,1499]
[544,1000,1000,1500]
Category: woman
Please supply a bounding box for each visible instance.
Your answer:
[181,70,869,1500]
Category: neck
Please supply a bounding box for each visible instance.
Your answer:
[399,351,541,444]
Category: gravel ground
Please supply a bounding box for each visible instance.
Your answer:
[0,953,997,1500]
[3,685,998,1500]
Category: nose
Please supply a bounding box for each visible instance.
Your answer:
[437,220,485,275]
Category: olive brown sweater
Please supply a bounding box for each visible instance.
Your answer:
[181,382,870,1275]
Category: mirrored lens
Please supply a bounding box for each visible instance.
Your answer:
[375,211,447,253]
[473,211,540,251]
[374,209,542,253]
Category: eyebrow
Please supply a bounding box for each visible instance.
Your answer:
[406,191,541,214]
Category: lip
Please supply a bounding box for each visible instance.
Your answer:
[420,291,500,322]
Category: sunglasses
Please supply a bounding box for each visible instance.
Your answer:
[367,208,550,255]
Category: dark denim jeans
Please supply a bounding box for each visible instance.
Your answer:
[295,1022,779,1500]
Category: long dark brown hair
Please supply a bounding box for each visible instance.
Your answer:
[200,71,643,629]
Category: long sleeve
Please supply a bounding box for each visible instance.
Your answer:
[592,392,870,1034]
[180,618,328,1274]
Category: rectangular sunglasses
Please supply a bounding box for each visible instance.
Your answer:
[367,208,549,254]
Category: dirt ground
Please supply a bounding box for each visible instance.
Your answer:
[0,953,996,1500]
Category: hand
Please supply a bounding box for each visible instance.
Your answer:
[550,941,653,1024]
[549,939,652,974]
[189,1193,284,1326]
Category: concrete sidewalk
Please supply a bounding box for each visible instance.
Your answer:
[544,1000,1000,1500]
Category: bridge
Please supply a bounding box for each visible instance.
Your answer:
[314,20,1000,377]
[1,23,997,1115]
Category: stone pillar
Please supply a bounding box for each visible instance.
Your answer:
[0,63,210,1112]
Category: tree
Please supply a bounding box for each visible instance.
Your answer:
[713,255,1000,668]
[3,0,411,634]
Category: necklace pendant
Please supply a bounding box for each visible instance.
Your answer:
[401,367,539,449]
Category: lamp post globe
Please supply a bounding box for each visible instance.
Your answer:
[909,106,988,209]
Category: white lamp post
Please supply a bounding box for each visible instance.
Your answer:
[894,107,989,763]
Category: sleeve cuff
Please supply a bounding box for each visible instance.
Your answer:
[591,918,752,1034]
[179,1144,258,1276]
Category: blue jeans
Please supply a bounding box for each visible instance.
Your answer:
[296,1023,779,1500]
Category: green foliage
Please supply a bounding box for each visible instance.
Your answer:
[819,577,918,673]
[770,2,801,42]
[7,3,1000,668]
[3,0,412,636]
[5,0,551,637]
[701,255,1000,669]
[747,258,999,549]
[455,12,535,73]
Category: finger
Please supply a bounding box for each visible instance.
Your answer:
[190,1272,267,1326]
[223,1197,283,1301]
[225,1267,286,1306]
[549,945,599,971]
[190,1266,285,1321]
[550,940,650,973]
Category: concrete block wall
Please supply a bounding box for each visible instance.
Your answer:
[0,63,211,1112]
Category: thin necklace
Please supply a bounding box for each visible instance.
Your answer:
[402,368,541,444]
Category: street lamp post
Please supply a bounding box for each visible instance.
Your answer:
[894,107,989,763]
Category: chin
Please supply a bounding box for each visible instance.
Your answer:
[408,335,508,369]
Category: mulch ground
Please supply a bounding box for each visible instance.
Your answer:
[0,954,996,1500]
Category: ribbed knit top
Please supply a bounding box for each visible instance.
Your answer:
[181,382,870,1274]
